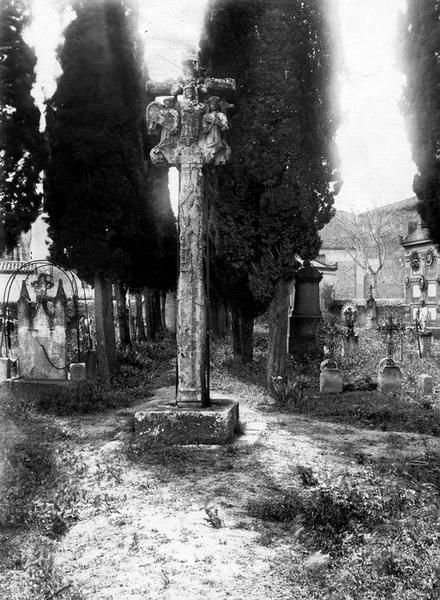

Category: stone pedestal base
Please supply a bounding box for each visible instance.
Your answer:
[10,378,84,403]
[69,362,87,381]
[0,358,11,382]
[288,315,322,357]
[320,368,342,393]
[419,333,432,358]
[378,364,401,394]
[418,374,433,395]
[134,392,239,446]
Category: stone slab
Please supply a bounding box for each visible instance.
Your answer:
[133,392,240,446]
[0,358,10,382]
[418,373,433,395]
[69,362,87,381]
[419,333,433,358]
[10,377,83,403]
[378,364,402,394]
[320,368,342,394]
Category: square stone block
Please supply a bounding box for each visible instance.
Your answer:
[418,373,433,395]
[320,368,342,394]
[134,394,240,446]
[378,364,401,394]
[69,362,87,381]
[0,357,11,382]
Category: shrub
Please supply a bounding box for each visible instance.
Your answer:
[271,375,307,409]
[247,476,415,555]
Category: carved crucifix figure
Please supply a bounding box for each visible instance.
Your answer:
[146,54,235,406]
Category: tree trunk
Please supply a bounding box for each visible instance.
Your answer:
[231,306,241,359]
[94,274,110,388]
[154,290,163,333]
[135,292,146,341]
[266,278,290,389]
[115,282,131,354]
[160,291,167,331]
[210,297,228,338]
[103,280,119,374]
[164,291,177,333]
[144,287,156,340]
[240,310,254,364]
[128,295,136,343]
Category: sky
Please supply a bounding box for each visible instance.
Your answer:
[26,0,416,215]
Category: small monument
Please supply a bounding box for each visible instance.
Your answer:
[341,303,359,355]
[317,316,344,394]
[415,299,432,358]
[365,284,377,329]
[17,274,68,379]
[134,53,239,445]
[377,315,405,394]
[418,374,433,396]
[289,260,322,357]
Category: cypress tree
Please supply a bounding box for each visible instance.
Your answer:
[400,1,440,243]
[44,0,157,383]
[0,0,47,251]
[200,0,340,384]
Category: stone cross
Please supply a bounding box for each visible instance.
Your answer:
[146,54,235,406]
[378,315,405,364]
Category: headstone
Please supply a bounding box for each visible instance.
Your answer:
[69,362,87,381]
[418,373,433,395]
[378,360,402,394]
[0,357,10,382]
[365,284,377,329]
[319,364,342,393]
[17,276,67,379]
[289,260,322,356]
[342,304,359,355]
[343,334,359,356]
[419,332,432,358]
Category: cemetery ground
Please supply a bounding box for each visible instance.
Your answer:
[2,328,440,599]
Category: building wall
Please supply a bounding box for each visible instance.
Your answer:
[319,249,358,299]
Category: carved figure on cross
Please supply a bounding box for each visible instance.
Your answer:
[146,53,235,406]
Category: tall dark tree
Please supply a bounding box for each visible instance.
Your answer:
[200,0,340,385]
[0,0,47,251]
[400,1,440,244]
[45,0,157,384]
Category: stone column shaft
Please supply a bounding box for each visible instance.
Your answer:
[177,158,207,404]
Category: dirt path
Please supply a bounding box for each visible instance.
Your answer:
[42,384,440,600]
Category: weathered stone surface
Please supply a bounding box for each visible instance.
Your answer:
[378,364,402,394]
[133,396,239,446]
[176,155,207,404]
[17,278,67,380]
[343,334,359,356]
[10,378,84,403]
[0,358,11,382]
[69,362,87,381]
[146,57,235,406]
[418,373,433,395]
[419,332,432,358]
[289,260,322,357]
[319,368,342,394]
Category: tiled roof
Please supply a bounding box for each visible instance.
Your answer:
[0,260,35,274]
[320,211,356,250]
[360,196,418,216]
